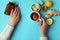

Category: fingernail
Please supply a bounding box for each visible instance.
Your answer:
[40,19,41,21]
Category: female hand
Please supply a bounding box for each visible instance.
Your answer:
[39,18,48,37]
[9,7,20,27]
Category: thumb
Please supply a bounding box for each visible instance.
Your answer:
[39,19,43,26]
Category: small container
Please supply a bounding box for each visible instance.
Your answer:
[41,6,47,11]
[31,4,40,11]
[4,2,18,15]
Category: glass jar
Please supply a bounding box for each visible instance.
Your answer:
[4,2,18,15]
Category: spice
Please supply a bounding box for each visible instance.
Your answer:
[41,6,47,11]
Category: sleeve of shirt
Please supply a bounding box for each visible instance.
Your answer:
[0,34,1,39]
[1,24,14,40]
[40,37,48,40]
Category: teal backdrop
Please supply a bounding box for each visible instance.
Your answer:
[0,0,60,40]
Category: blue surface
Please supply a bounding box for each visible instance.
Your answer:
[0,0,60,40]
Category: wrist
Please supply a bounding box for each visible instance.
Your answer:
[40,32,47,37]
[8,22,15,27]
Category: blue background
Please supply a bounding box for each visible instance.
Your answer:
[0,0,60,40]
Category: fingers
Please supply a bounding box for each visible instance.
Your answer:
[39,19,43,26]
[41,18,47,26]
[10,7,20,21]
[14,7,20,18]
[39,18,46,26]
[15,7,19,16]
[13,7,19,16]
[16,7,20,17]
[10,9,13,16]
[13,7,17,14]
[16,8,20,20]
[41,18,46,24]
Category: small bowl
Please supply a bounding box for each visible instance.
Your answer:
[31,4,41,11]
[41,6,47,11]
